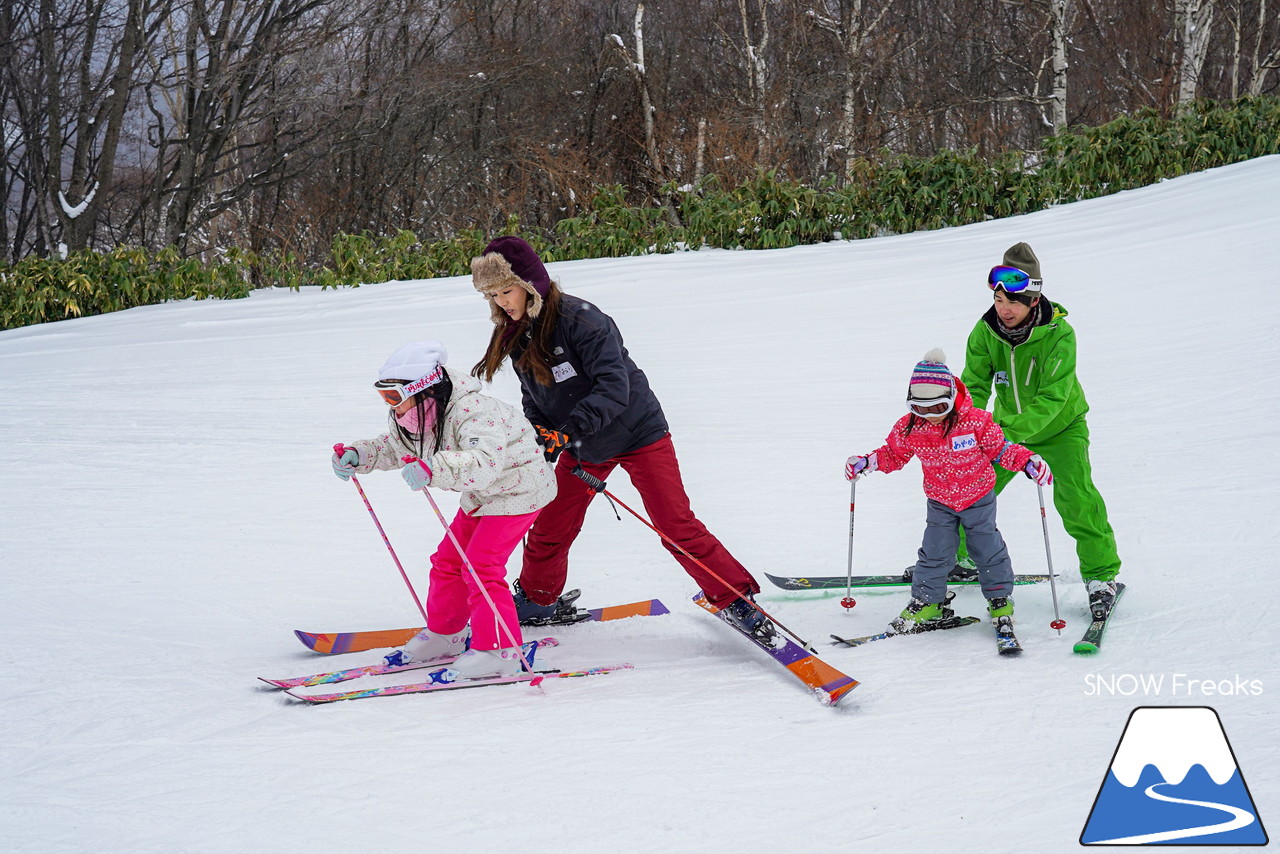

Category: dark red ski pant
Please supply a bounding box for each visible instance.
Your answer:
[518,433,759,609]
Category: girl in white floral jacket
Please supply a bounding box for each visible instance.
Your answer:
[330,341,556,682]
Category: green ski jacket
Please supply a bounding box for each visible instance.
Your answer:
[960,301,1089,446]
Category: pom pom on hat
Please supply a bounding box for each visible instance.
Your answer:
[908,348,956,401]
[378,341,448,391]
[471,236,551,324]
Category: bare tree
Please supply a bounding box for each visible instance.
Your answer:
[140,0,353,253]
[1175,0,1216,107]
[807,0,898,180]
[1,0,165,258]
[609,2,668,184]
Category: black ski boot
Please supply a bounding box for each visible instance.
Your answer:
[513,581,591,626]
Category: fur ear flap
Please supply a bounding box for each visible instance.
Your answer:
[471,252,545,322]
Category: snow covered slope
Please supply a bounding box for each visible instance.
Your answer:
[2,156,1278,854]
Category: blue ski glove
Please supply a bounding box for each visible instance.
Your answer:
[331,446,360,480]
[401,457,433,491]
[1024,454,1053,486]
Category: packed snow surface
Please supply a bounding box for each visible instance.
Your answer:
[3,157,1278,853]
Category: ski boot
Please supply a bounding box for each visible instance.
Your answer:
[947,556,979,583]
[513,581,591,626]
[901,558,978,584]
[987,596,1014,627]
[383,625,471,667]
[888,590,957,634]
[723,595,779,645]
[1085,580,1119,621]
[429,647,526,684]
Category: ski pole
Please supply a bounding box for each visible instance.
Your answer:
[404,456,542,683]
[334,444,430,625]
[1036,480,1066,633]
[570,466,817,652]
[842,477,857,611]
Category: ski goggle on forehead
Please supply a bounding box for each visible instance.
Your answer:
[907,396,955,418]
[374,368,443,406]
[988,266,1043,295]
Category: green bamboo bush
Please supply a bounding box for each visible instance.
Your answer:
[4,97,1279,330]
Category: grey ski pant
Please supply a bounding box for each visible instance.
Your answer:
[911,490,1014,603]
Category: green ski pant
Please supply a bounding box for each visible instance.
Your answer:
[959,415,1121,582]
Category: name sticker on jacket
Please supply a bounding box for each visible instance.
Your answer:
[552,362,578,383]
[951,433,978,452]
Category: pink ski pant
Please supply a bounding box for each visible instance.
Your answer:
[425,508,539,651]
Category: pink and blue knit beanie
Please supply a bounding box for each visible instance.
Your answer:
[908,348,956,401]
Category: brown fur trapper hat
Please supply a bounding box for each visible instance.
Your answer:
[471,236,552,323]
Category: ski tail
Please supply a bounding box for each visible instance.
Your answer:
[296,598,669,655]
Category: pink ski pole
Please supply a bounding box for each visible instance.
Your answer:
[334,443,430,625]
[403,456,543,684]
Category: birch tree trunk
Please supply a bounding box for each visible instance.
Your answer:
[1175,0,1216,108]
[1049,0,1069,132]
[737,0,770,163]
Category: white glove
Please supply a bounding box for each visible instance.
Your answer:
[845,452,877,481]
[1024,454,1053,486]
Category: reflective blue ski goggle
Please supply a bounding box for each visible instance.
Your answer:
[988,266,1043,295]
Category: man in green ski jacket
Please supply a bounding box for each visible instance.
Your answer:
[959,242,1122,619]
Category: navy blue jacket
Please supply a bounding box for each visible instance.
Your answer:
[512,294,668,464]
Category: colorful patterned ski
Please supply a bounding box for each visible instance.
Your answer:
[829,616,981,647]
[260,638,557,689]
[1074,582,1125,654]
[294,598,670,655]
[765,571,1053,591]
[285,664,632,704]
[692,592,859,706]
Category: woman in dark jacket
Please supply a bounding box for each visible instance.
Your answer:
[469,236,770,640]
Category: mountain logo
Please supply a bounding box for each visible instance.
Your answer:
[1080,706,1268,846]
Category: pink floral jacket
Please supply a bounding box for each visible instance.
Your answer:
[351,372,556,516]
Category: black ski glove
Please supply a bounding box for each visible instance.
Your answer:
[534,425,571,463]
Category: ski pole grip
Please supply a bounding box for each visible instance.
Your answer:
[571,466,607,493]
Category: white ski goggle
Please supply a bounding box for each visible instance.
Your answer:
[908,396,954,418]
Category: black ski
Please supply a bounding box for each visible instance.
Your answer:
[765,571,1053,591]
[994,616,1022,655]
[1074,582,1125,654]
[830,616,981,647]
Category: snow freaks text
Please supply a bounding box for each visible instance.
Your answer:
[1083,674,1263,697]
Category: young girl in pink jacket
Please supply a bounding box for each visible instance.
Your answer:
[330,340,556,682]
[844,349,1052,634]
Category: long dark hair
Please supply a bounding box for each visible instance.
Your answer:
[471,282,563,386]
[391,368,453,458]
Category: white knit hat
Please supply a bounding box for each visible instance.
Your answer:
[378,341,448,394]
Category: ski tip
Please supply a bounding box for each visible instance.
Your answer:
[1073,641,1100,655]
[258,677,287,689]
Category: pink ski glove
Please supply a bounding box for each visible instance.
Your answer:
[845,453,877,481]
[400,455,433,491]
[1024,454,1053,486]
